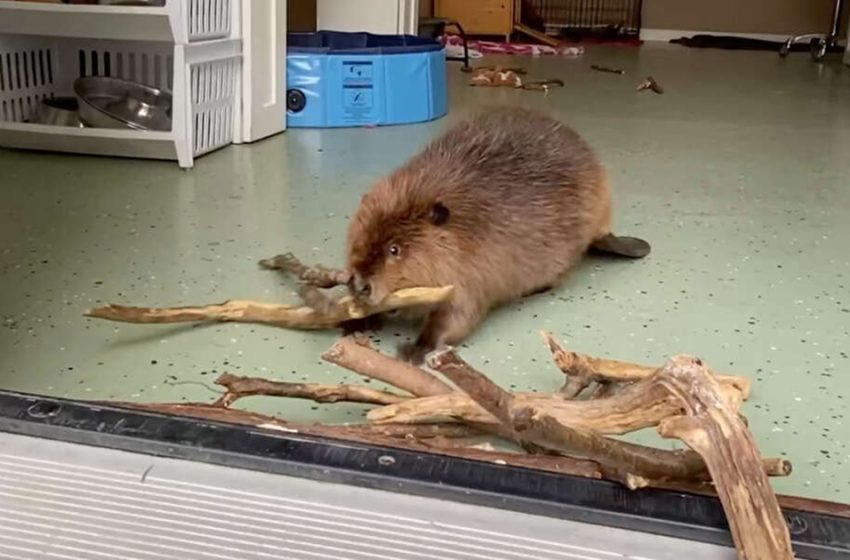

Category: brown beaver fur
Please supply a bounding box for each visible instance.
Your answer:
[346,106,648,362]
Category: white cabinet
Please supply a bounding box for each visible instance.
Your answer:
[241,0,288,143]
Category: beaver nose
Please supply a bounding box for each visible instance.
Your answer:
[351,275,372,297]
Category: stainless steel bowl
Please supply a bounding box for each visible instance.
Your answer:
[73,76,172,132]
[32,97,84,128]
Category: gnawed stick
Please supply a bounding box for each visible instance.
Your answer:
[656,356,794,559]
[212,372,408,408]
[323,336,454,398]
[84,285,454,331]
[426,349,513,424]
[259,252,350,288]
[541,331,751,400]
[637,75,664,94]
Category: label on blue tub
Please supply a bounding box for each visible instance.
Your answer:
[343,60,373,80]
[342,61,375,121]
[343,85,374,115]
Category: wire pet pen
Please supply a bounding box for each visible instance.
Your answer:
[526,0,642,37]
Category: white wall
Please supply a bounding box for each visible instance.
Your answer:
[316,0,419,35]
[642,0,845,37]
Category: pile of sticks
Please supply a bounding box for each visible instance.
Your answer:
[86,253,795,560]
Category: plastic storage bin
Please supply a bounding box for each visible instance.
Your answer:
[286,31,448,128]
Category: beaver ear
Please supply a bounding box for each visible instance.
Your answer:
[431,202,450,226]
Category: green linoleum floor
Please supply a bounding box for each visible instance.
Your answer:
[1,43,849,503]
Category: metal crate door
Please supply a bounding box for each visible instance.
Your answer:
[526,0,642,36]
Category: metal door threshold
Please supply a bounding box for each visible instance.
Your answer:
[0,391,847,559]
[0,431,738,560]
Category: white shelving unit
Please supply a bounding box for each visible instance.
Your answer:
[0,0,287,169]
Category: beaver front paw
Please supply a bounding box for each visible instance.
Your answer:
[397,340,433,365]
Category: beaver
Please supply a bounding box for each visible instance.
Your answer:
[346,106,649,362]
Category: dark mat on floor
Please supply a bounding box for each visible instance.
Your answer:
[671,34,844,53]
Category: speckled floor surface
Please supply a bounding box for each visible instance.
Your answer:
[1,44,849,503]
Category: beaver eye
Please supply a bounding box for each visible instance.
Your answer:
[387,244,401,258]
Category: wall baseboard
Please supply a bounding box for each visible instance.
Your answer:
[640,28,790,43]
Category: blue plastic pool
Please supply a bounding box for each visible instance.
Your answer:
[286,31,448,128]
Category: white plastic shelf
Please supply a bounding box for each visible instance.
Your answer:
[0,35,242,168]
[0,0,235,44]
[0,0,286,168]
[0,123,176,160]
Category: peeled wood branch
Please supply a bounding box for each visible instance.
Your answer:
[211,372,408,408]
[655,356,794,559]
[427,349,514,423]
[323,336,454,398]
[540,331,751,402]
[84,285,454,331]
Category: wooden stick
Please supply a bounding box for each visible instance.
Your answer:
[258,252,350,288]
[590,64,625,75]
[511,410,706,489]
[84,286,454,331]
[511,411,788,485]
[323,337,454,398]
[655,356,794,559]
[367,392,494,424]
[541,331,751,400]
[211,372,408,408]
[427,349,514,423]
[637,75,664,94]
[356,423,477,439]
